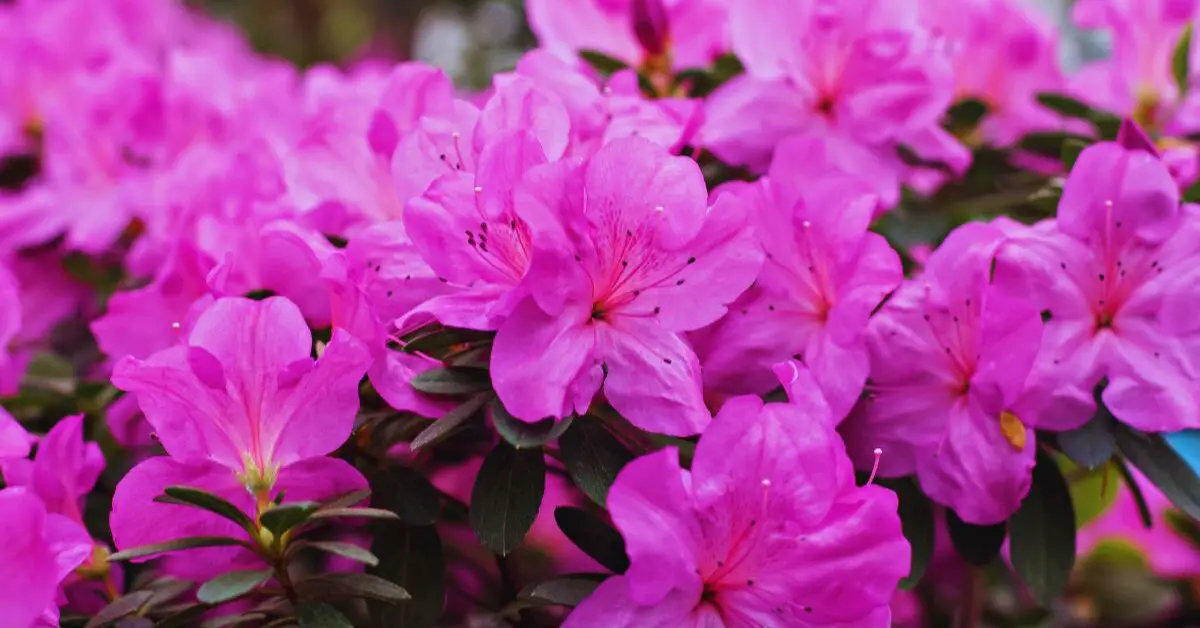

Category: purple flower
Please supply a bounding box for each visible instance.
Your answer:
[491,137,761,434]
[995,123,1200,431]
[0,487,92,628]
[693,136,902,420]
[843,222,1043,524]
[565,367,907,626]
[1,415,104,524]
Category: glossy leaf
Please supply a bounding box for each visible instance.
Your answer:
[371,465,442,526]
[297,603,354,628]
[1114,424,1200,520]
[108,536,252,562]
[1010,449,1077,604]
[259,502,319,536]
[491,398,574,449]
[410,393,490,451]
[304,541,380,567]
[410,367,491,396]
[945,509,1007,567]
[295,572,411,605]
[554,506,630,574]
[559,418,634,506]
[1058,405,1115,469]
[158,486,254,531]
[470,444,546,555]
[83,591,154,628]
[370,524,445,628]
[196,568,274,604]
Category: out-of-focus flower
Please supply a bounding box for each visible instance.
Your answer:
[0,487,92,628]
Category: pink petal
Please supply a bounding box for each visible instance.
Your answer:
[599,320,709,436]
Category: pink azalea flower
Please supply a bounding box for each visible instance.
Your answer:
[491,137,761,434]
[920,0,1065,145]
[565,376,907,626]
[0,407,31,460]
[843,222,1043,524]
[111,296,371,488]
[700,0,964,199]
[0,487,92,628]
[527,0,729,71]
[0,261,20,395]
[1,415,104,524]
[692,137,902,421]
[994,122,1200,432]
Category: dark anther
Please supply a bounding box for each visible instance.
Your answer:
[676,279,685,286]
[663,358,673,364]
[687,256,696,264]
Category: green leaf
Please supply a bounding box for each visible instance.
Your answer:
[304,541,380,567]
[945,98,990,129]
[1058,405,1115,469]
[319,489,372,510]
[1010,449,1077,605]
[196,568,273,604]
[945,509,1007,567]
[108,536,252,562]
[159,487,254,531]
[469,443,547,555]
[1114,457,1154,528]
[297,603,354,628]
[244,289,275,301]
[554,507,630,574]
[1175,25,1194,97]
[578,50,629,77]
[1056,454,1119,528]
[154,606,212,628]
[1113,423,1200,520]
[491,398,574,449]
[371,465,442,525]
[514,575,605,609]
[1164,508,1200,549]
[259,502,319,536]
[559,418,634,506]
[83,591,154,628]
[887,477,934,589]
[410,392,490,451]
[370,524,445,628]
[410,367,491,396]
[1017,131,1094,159]
[295,572,411,604]
[201,613,268,627]
[1061,138,1089,171]
[309,507,401,522]
[1035,93,1096,120]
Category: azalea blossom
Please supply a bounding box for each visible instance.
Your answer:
[566,366,907,627]
[0,487,92,628]
[490,137,761,434]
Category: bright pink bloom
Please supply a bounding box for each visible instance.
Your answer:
[0,407,31,460]
[565,375,907,626]
[920,0,1065,145]
[700,0,964,200]
[843,222,1043,524]
[527,0,729,71]
[0,488,91,628]
[112,296,371,487]
[693,137,902,420]
[995,123,1200,432]
[1,415,104,524]
[491,138,761,434]
[0,261,20,394]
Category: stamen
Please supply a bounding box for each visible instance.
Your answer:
[866,448,882,485]
[171,322,181,331]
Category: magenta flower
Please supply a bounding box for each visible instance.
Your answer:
[843,222,1043,524]
[0,488,92,628]
[0,407,31,460]
[693,137,902,420]
[527,0,729,71]
[0,261,20,394]
[700,0,963,195]
[995,124,1200,431]
[1,415,104,524]
[491,137,761,434]
[111,296,371,488]
[565,379,907,626]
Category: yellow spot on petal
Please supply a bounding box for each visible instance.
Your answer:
[1000,411,1027,452]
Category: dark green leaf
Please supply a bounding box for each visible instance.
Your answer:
[1114,456,1154,528]
[887,478,934,589]
[410,393,490,451]
[196,568,273,604]
[259,502,320,536]
[945,98,989,129]
[559,418,634,507]
[297,603,354,628]
[154,606,212,628]
[1061,138,1089,171]
[200,614,267,628]
[319,489,371,510]
[1058,405,1115,469]
[1010,449,1077,604]
[295,572,411,604]
[945,509,1007,567]
[1035,93,1096,119]
[711,53,744,81]
[113,619,153,628]
[554,507,629,574]
[108,536,252,562]
[470,444,547,555]
[516,575,605,608]
[410,367,491,396]
[491,399,574,449]
[244,289,275,301]
[370,524,445,628]
[144,579,195,609]
[1114,423,1200,520]
[1018,132,1094,159]
[309,507,401,522]
[159,487,254,531]
[305,541,379,567]
[83,591,153,628]
[578,50,629,77]
[371,466,442,525]
[1175,25,1194,96]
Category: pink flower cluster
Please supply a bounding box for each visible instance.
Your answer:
[3,0,1200,625]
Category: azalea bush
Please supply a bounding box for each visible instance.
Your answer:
[8,0,1200,626]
